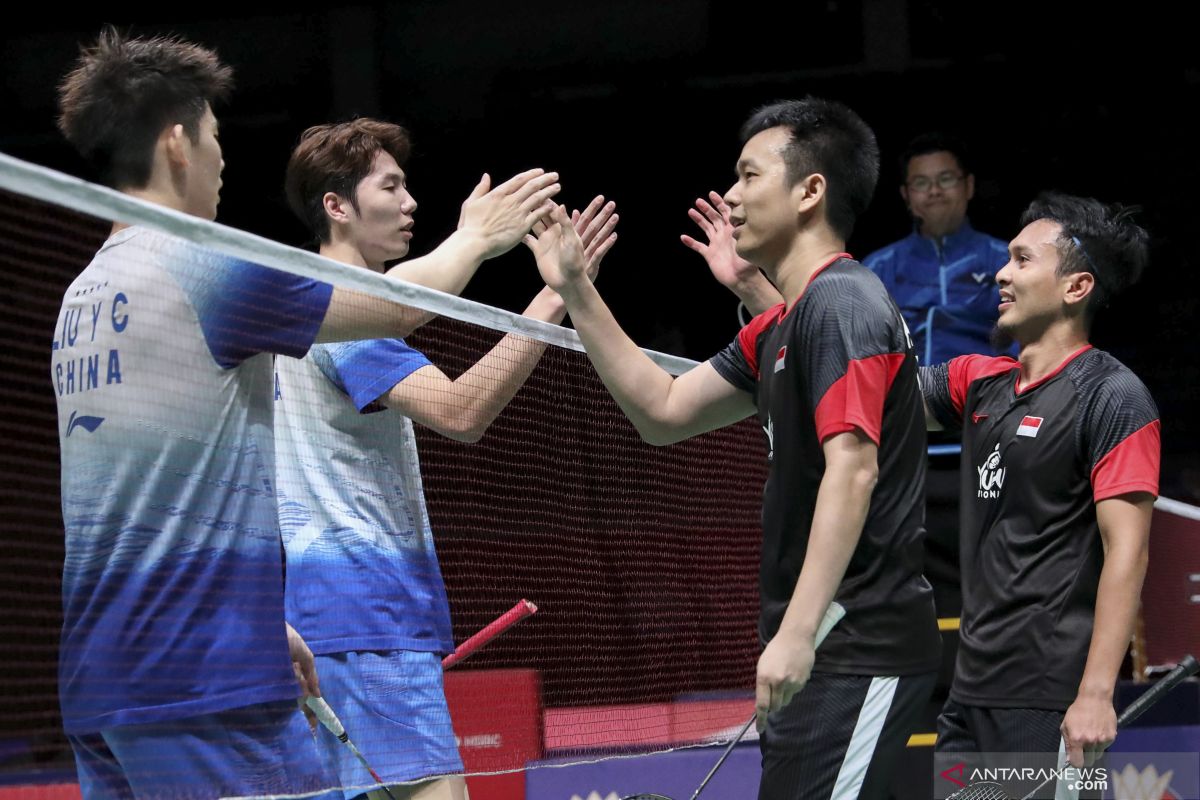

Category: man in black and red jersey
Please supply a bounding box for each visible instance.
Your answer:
[920,193,1159,775]
[534,97,940,799]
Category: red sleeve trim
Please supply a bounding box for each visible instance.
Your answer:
[1092,419,1161,502]
[949,354,1018,416]
[814,352,905,445]
[736,303,785,380]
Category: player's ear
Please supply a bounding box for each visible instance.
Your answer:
[793,172,826,216]
[162,123,189,169]
[1062,270,1095,309]
[323,192,353,225]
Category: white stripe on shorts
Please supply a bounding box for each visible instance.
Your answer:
[829,675,899,799]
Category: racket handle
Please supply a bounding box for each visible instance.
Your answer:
[442,599,538,669]
[1116,654,1198,727]
[815,601,846,648]
[305,696,346,739]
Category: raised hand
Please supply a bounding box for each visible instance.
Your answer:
[527,205,588,294]
[526,196,618,283]
[570,195,619,280]
[682,190,784,315]
[681,191,759,290]
[458,169,562,260]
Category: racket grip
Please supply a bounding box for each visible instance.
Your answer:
[1117,654,1199,727]
[305,696,346,738]
[442,599,538,669]
[814,601,846,649]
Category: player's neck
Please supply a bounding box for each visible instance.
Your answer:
[770,227,846,307]
[111,185,191,235]
[320,240,381,271]
[1017,321,1090,387]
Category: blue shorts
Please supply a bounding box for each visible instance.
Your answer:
[314,650,463,799]
[68,698,335,800]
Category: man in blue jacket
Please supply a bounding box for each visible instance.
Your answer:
[863,132,1010,365]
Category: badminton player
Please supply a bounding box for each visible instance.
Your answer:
[534,97,941,800]
[920,194,1159,774]
[52,29,558,800]
[275,118,616,800]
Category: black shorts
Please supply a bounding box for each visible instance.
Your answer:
[758,670,937,800]
[936,700,1099,799]
[936,699,1063,754]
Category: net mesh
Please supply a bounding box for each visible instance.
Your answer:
[0,155,767,797]
[1140,497,1200,671]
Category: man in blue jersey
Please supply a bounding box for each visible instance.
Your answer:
[52,28,560,800]
[275,118,616,800]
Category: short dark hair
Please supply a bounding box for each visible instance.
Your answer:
[739,97,879,240]
[1020,192,1150,321]
[57,26,233,189]
[899,131,971,180]
[285,118,413,243]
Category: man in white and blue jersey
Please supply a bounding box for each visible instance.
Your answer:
[275,118,616,800]
[53,29,561,800]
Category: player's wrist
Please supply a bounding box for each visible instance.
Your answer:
[1075,680,1115,701]
[446,227,494,263]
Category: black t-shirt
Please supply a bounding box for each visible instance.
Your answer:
[921,346,1160,708]
[711,255,941,676]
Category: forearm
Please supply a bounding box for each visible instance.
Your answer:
[315,287,430,343]
[778,444,876,640]
[1077,544,1149,699]
[383,229,489,297]
[557,280,683,444]
[449,287,565,439]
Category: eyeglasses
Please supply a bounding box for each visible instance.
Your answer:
[906,172,965,193]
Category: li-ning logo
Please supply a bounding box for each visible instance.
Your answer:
[763,415,775,461]
[66,410,105,437]
[976,443,1005,499]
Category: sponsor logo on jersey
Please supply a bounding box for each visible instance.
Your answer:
[66,410,105,437]
[1017,415,1043,437]
[972,412,988,424]
[976,443,1005,499]
[763,414,774,462]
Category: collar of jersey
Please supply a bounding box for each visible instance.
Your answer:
[781,252,854,319]
[1014,343,1093,395]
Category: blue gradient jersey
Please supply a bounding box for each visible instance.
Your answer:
[273,339,454,656]
[51,227,332,734]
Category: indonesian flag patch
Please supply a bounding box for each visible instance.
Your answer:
[774,345,787,373]
[1016,415,1043,437]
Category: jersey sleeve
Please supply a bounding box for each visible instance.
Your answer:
[1083,371,1161,501]
[310,339,433,412]
[921,354,1017,429]
[708,303,784,395]
[162,237,333,368]
[803,280,907,446]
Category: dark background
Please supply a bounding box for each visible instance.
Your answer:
[4,1,1198,490]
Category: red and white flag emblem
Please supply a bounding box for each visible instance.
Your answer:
[774,346,787,373]
[1017,416,1043,437]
